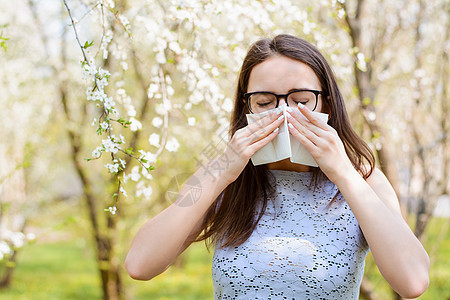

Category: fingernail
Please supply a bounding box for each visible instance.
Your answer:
[286,112,292,119]
[288,123,294,129]
[286,107,293,112]
[298,103,304,109]
[273,127,279,133]
[277,115,284,121]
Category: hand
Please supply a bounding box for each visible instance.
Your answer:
[286,104,355,183]
[220,109,284,184]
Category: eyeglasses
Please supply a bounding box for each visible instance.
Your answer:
[244,89,323,114]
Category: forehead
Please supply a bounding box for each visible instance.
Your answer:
[247,55,321,93]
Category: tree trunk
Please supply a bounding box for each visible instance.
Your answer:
[58,18,124,299]
[341,1,403,299]
[0,250,17,289]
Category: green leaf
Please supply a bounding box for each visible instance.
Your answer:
[83,40,94,49]
[0,41,6,52]
[125,147,133,154]
[372,131,380,140]
[85,158,92,161]
[362,97,371,106]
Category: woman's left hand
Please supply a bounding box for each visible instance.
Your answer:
[286,104,355,184]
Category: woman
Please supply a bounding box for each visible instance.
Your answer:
[125,34,429,299]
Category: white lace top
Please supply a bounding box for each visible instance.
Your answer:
[212,170,369,299]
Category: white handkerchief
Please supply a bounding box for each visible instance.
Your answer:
[246,105,328,167]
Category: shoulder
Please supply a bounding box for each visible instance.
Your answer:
[365,166,402,215]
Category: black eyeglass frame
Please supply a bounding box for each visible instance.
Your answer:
[243,89,324,114]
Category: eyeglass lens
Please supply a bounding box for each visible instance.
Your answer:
[249,91,317,114]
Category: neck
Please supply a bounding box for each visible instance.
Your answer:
[267,158,312,172]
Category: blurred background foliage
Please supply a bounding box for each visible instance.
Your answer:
[0,0,448,299]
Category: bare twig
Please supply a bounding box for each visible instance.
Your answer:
[63,0,89,63]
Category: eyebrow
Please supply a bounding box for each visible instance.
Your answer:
[288,88,315,92]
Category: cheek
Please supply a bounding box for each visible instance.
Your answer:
[317,97,330,115]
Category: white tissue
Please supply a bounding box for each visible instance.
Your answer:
[245,105,328,167]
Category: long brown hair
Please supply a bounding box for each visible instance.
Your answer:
[195,34,375,249]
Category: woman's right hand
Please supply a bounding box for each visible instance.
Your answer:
[220,109,285,184]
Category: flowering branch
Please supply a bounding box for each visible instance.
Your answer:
[63,0,153,215]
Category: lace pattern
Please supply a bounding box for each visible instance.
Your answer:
[212,170,369,299]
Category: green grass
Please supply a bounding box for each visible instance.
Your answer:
[363,217,450,300]
[0,239,101,300]
[128,242,214,300]
[0,218,448,299]
[0,239,213,300]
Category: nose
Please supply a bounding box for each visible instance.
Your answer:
[279,98,287,106]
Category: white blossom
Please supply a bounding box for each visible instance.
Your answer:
[120,61,128,70]
[102,137,119,154]
[152,116,163,128]
[82,64,97,81]
[138,150,157,164]
[105,162,120,173]
[118,14,130,27]
[92,146,103,158]
[118,158,126,169]
[221,97,233,112]
[188,117,196,126]
[168,41,181,54]
[3,230,26,248]
[123,105,135,118]
[166,85,175,96]
[129,117,142,131]
[141,167,153,179]
[96,67,110,86]
[356,52,367,72]
[136,181,153,199]
[100,121,109,130]
[103,96,115,110]
[149,133,160,147]
[103,0,115,9]
[155,98,172,115]
[0,241,11,260]
[26,233,36,241]
[120,186,128,197]
[100,30,113,59]
[108,206,117,215]
[155,51,166,64]
[165,137,180,152]
[129,166,141,182]
[147,83,159,98]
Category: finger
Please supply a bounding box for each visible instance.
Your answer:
[286,111,327,147]
[287,121,317,153]
[296,103,328,130]
[243,109,283,137]
[287,109,326,136]
[245,113,284,144]
[246,126,280,156]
